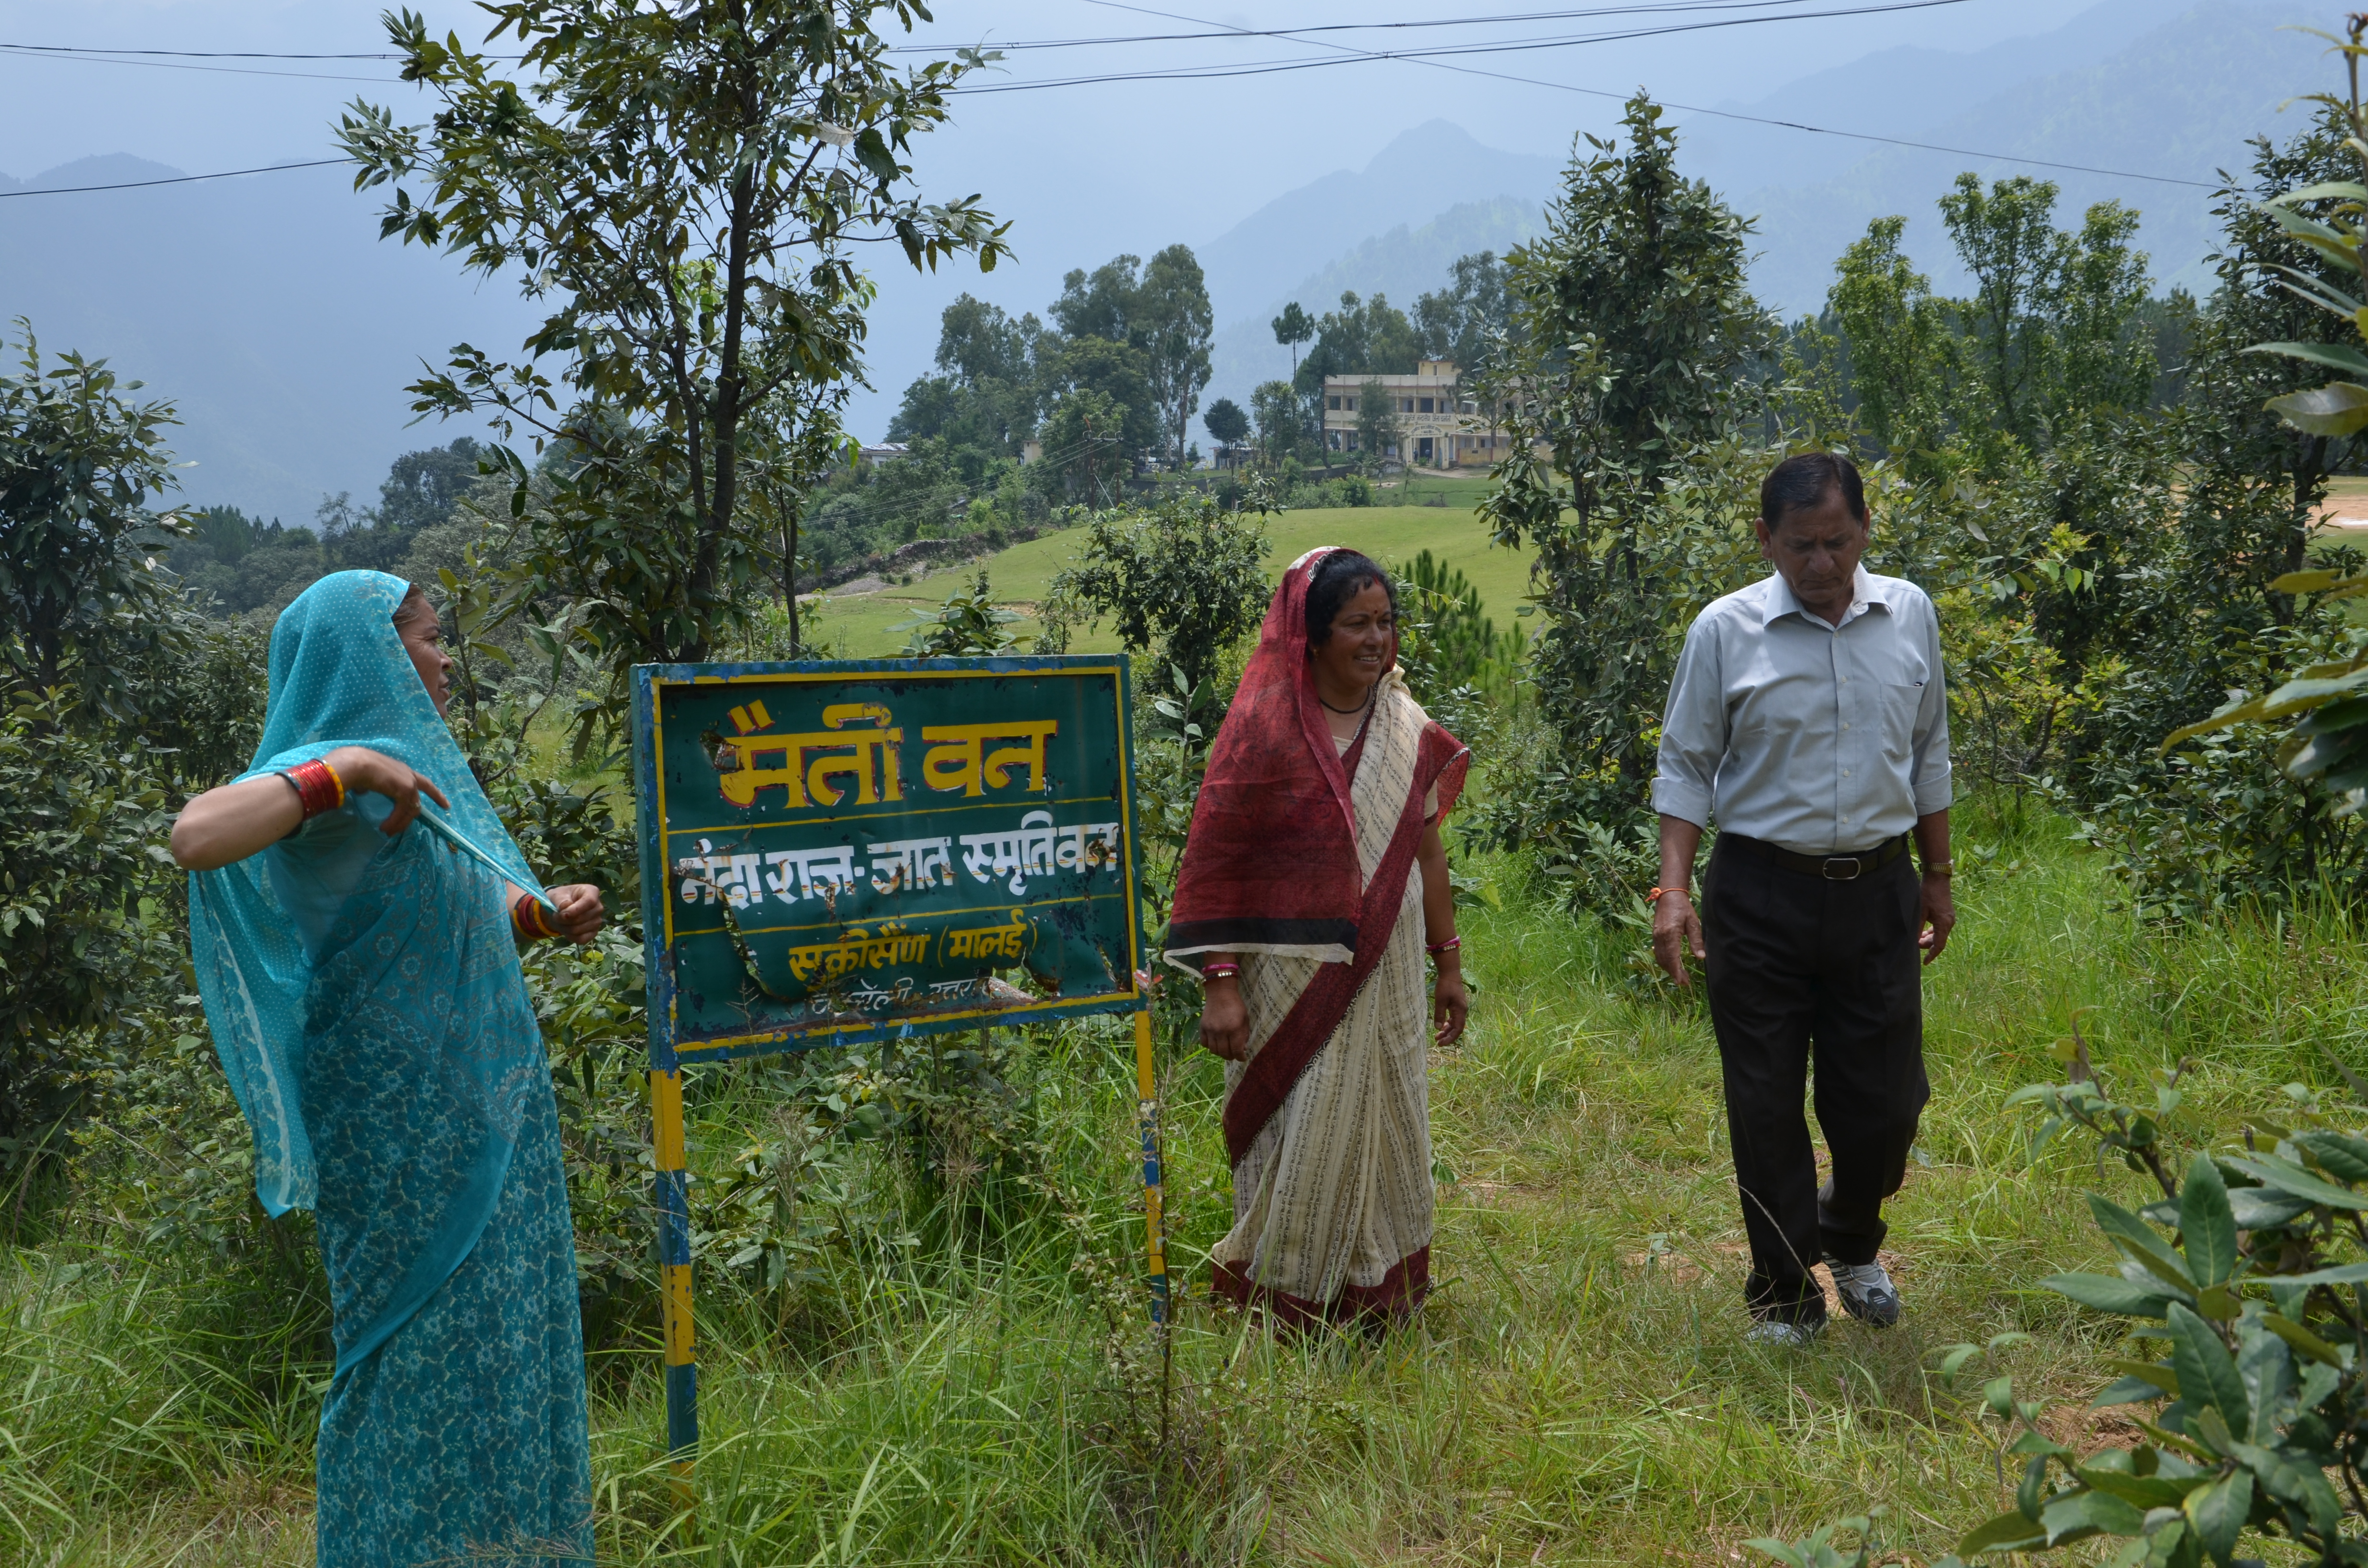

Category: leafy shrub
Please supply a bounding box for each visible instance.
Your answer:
[893,571,1023,657]
[1936,588,2079,808]
[0,693,178,1165]
[1040,495,1269,692]
[1769,1030,2368,1566]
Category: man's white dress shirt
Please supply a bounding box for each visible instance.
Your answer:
[1651,565,1950,856]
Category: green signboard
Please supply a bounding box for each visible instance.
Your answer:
[630,656,1148,1065]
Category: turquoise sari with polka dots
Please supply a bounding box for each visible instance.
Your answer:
[188,571,592,1565]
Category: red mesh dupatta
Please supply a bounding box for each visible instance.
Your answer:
[1165,548,1467,973]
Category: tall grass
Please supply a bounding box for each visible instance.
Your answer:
[13,798,2368,1563]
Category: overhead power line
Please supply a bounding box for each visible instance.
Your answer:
[0,3,1990,61]
[950,0,1989,90]
[1072,0,2220,190]
[0,2,2220,198]
[0,157,351,198]
[0,43,393,82]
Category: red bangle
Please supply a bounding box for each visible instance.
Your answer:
[282,758,344,819]
[1427,936,1461,956]
[1201,960,1240,980]
[511,895,558,943]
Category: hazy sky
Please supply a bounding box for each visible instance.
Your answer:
[0,0,2155,441]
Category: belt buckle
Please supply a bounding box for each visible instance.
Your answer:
[1822,856,1862,881]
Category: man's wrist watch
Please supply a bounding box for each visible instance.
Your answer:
[1922,859,1953,878]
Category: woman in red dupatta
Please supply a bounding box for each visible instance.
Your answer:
[1167,547,1471,1328]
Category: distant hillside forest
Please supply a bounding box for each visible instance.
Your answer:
[833,154,2236,564]
[166,439,488,620]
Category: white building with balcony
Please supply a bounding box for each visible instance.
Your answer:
[1318,359,1515,469]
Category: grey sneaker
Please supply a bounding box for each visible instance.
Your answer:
[1828,1260,1902,1326]
[1744,1317,1824,1348]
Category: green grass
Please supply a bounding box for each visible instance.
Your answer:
[17,798,2368,1563]
[806,501,1535,660]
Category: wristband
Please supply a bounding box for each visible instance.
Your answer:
[1426,935,1461,956]
[1922,860,1953,877]
[511,895,559,943]
[1646,885,1687,904]
[281,757,345,819]
[1201,961,1241,980]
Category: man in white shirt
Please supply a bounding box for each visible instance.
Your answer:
[1649,452,1955,1347]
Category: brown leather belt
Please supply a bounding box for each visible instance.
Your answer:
[1722,831,1912,881]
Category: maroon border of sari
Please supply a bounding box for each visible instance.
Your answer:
[1212,1245,1431,1330]
[1219,722,1469,1167]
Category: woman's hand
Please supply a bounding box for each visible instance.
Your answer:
[1432,957,1469,1048]
[170,745,450,871]
[548,884,605,945]
[1200,973,1249,1062]
[323,746,448,836]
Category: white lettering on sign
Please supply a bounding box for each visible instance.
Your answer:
[866,836,956,894]
[956,811,1121,896]
[675,838,767,906]
[762,844,862,906]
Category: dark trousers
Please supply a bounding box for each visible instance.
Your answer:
[1702,837,1930,1324]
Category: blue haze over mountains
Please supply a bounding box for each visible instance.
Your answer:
[0,0,2324,524]
[1203,0,2315,413]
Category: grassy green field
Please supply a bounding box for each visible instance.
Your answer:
[807,496,1534,660]
[14,794,2368,1564]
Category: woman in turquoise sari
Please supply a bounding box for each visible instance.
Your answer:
[173,570,605,1566]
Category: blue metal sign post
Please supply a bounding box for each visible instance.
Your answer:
[629,655,1157,1474]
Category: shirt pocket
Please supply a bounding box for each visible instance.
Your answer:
[1877,679,1925,760]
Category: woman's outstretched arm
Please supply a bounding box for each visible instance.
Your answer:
[171,747,450,871]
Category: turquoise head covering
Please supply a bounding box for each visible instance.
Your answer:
[188,569,549,1214]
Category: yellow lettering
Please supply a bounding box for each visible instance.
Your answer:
[919,720,1059,797]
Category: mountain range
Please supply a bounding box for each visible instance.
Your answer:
[1195,0,2318,416]
[0,0,2340,518]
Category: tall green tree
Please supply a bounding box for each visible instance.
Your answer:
[1825,216,1956,471]
[1048,255,1140,342]
[1135,244,1213,470]
[1037,387,1128,506]
[2173,112,2364,620]
[1480,95,1770,837]
[1047,335,1157,464]
[1294,290,1420,399]
[1939,174,2154,454]
[337,0,1010,687]
[887,294,1055,475]
[1250,380,1306,466]
[1202,396,1249,456]
[933,292,1042,387]
[1271,300,1313,379]
[1412,251,1515,373]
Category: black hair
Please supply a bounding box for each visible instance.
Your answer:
[1759,452,1867,529]
[1305,550,1396,649]
[392,582,435,627]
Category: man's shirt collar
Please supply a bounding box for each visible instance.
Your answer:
[1759,564,1883,629]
